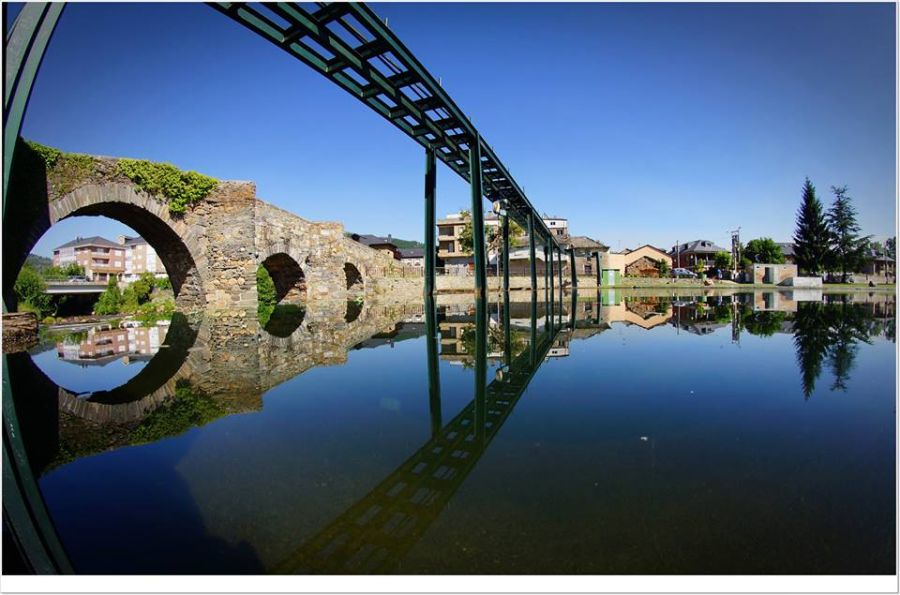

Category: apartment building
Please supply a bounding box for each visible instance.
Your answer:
[53,235,166,283]
[437,213,472,272]
[119,235,164,282]
[52,236,126,283]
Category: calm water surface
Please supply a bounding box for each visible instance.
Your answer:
[9,291,896,574]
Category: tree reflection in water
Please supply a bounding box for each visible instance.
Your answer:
[791,301,881,398]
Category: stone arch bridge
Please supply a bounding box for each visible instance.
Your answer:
[3,142,405,312]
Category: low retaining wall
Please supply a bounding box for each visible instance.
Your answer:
[3,312,39,353]
[780,276,823,288]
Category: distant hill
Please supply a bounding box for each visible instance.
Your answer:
[25,254,52,271]
[391,238,425,249]
[345,232,424,249]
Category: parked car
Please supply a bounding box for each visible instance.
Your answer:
[673,267,697,278]
[67,275,89,283]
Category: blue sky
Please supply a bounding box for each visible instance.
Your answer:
[12,2,896,256]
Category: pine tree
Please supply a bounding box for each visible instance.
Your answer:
[792,178,830,275]
[826,185,870,282]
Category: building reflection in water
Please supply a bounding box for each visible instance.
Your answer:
[55,322,170,367]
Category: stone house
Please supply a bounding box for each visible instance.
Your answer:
[598,244,673,283]
[621,245,673,277]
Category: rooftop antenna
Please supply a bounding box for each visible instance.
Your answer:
[729,227,742,278]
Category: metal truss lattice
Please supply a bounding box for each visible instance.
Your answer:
[209,2,561,246]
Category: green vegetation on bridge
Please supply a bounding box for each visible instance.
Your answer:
[25,140,218,215]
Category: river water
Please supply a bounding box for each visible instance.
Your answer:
[8,289,896,574]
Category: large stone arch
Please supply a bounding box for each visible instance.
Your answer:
[3,151,207,311]
[52,183,205,309]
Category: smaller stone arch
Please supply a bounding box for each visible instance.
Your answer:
[344,262,364,292]
[261,252,307,304]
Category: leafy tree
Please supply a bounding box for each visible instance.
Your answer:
[488,217,525,274]
[743,238,784,264]
[886,237,896,260]
[94,278,122,314]
[713,251,732,270]
[793,178,831,274]
[118,273,156,313]
[24,254,52,272]
[826,186,871,282]
[13,265,52,316]
[743,311,786,337]
[121,286,139,312]
[656,259,670,276]
[133,272,156,301]
[257,265,278,324]
[693,261,706,275]
[257,265,277,308]
[62,262,85,277]
[41,262,85,280]
[457,209,474,255]
[40,265,67,280]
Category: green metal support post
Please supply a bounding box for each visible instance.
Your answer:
[528,213,537,295]
[543,242,550,304]
[3,3,64,208]
[569,247,578,290]
[530,289,538,367]
[425,294,441,437]
[569,287,577,330]
[503,289,511,368]
[423,148,436,296]
[501,213,510,293]
[557,246,563,293]
[3,3,74,575]
[469,135,486,296]
[474,295,488,448]
[548,237,555,302]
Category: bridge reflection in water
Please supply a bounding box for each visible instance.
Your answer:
[7,289,894,573]
[273,291,566,574]
[8,285,577,572]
